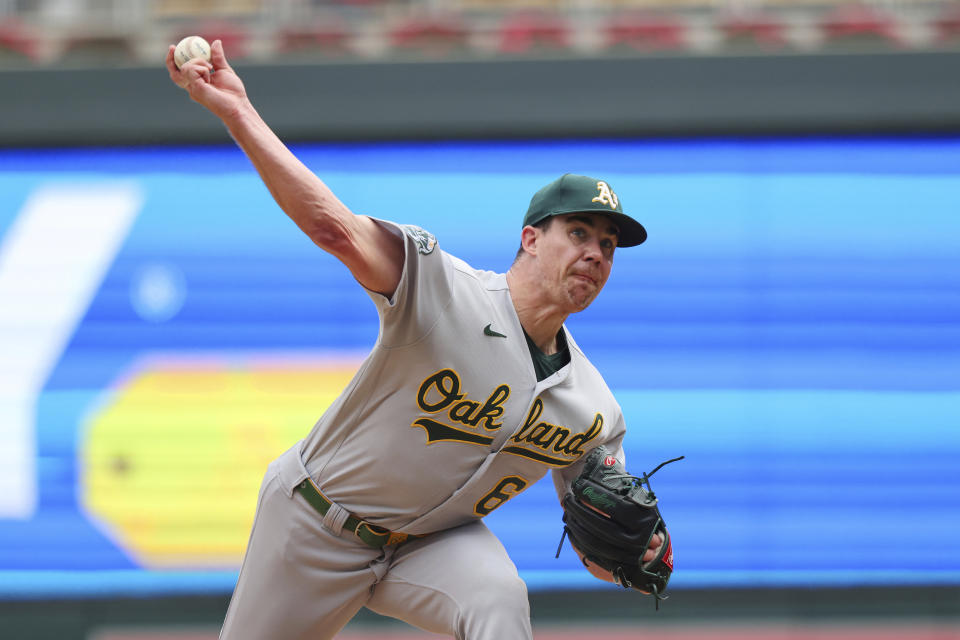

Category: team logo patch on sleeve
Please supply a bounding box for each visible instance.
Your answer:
[401,224,437,255]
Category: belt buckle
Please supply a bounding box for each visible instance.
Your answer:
[355,520,400,546]
[386,532,410,546]
[355,519,386,538]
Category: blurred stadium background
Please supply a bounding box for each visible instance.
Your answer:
[1,1,959,639]
[2,0,960,65]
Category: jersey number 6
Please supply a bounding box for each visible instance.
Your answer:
[474,476,528,516]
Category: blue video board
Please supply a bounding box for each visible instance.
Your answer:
[0,137,958,598]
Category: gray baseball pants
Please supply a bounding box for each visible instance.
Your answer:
[220,443,534,640]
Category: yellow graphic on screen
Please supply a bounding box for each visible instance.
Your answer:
[81,355,360,568]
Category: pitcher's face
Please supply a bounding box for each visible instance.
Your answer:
[534,213,618,312]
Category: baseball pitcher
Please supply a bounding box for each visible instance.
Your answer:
[168,40,674,640]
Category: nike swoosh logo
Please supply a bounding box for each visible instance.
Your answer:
[483,324,507,338]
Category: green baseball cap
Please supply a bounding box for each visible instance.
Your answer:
[523,174,647,247]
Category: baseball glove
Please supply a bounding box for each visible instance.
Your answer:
[557,446,683,608]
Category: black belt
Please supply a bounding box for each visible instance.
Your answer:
[295,478,417,548]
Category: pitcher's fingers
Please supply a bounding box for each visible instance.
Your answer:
[165,45,179,77]
[642,534,663,563]
[167,45,193,88]
[188,62,213,85]
[210,39,230,71]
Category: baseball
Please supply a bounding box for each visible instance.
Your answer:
[174,36,211,69]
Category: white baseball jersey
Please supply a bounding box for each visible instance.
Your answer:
[299,220,627,535]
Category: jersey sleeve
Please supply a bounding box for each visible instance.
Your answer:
[550,412,627,502]
[364,219,454,348]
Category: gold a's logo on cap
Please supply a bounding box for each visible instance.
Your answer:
[591,181,619,210]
